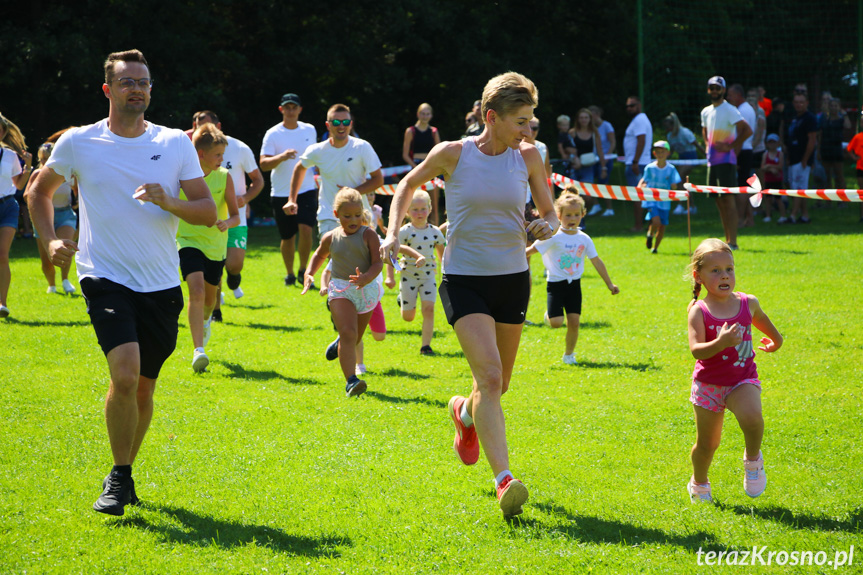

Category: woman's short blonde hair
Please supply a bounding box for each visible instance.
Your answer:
[481,72,538,120]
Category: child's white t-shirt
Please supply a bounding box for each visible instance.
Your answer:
[223,135,258,227]
[534,229,598,283]
[398,223,445,269]
[260,122,317,197]
[46,119,204,292]
[299,136,382,222]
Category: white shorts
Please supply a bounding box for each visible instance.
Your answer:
[788,163,811,189]
[328,277,383,314]
[399,268,438,310]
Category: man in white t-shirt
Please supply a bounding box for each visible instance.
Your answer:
[700,76,752,249]
[624,96,652,231]
[260,94,317,286]
[285,103,383,236]
[27,49,217,517]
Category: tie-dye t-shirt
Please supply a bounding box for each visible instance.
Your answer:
[701,101,745,166]
[534,229,598,283]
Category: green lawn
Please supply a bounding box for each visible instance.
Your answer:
[2,201,861,574]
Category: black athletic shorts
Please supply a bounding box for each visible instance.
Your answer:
[547,279,582,317]
[271,196,297,240]
[736,149,754,186]
[439,270,530,326]
[80,277,183,380]
[295,191,318,228]
[707,163,738,198]
[179,247,225,286]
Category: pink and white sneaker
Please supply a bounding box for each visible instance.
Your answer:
[687,478,713,503]
[447,396,479,465]
[497,476,529,517]
[743,451,767,498]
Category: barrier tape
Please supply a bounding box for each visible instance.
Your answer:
[551,172,689,202]
[685,174,863,203]
[382,165,412,177]
[612,155,706,166]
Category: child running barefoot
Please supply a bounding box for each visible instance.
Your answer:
[526,189,618,364]
[397,190,445,354]
[686,238,783,503]
[638,140,681,254]
[303,188,383,397]
[177,124,239,372]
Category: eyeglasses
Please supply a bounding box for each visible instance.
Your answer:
[329,119,352,127]
[530,125,539,131]
[112,77,153,90]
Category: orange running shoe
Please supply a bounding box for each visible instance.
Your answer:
[448,395,479,465]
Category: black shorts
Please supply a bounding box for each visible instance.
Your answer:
[295,190,318,228]
[547,279,582,317]
[80,277,183,380]
[736,150,754,186]
[271,196,298,240]
[179,247,225,286]
[707,163,737,198]
[439,270,530,326]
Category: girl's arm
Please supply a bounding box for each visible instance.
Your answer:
[588,256,619,294]
[349,228,383,287]
[526,241,540,257]
[319,266,331,296]
[398,244,425,268]
[216,176,240,231]
[301,232,333,294]
[748,295,783,352]
[402,128,416,168]
[687,304,744,359]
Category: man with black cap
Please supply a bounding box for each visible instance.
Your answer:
[701,76,752,249]
[260,93,317,286]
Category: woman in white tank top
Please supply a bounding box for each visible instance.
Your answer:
[381,72,559,519]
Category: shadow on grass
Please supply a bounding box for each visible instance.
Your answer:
[231,302,277,311]
[534,320,611,329]
[113,503,350,557]
[376,367,431,379]
[218,361,324,385]
[718,503,863,533]
[426,350,465,359]
[4,317,90,327]
[244,323,312,332]
[365,390,447,409]
[519,502,717,551]
[575,360,659,372]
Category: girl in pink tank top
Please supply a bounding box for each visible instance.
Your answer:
[684,239,783,504]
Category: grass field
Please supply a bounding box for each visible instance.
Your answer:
[2,197,861,574]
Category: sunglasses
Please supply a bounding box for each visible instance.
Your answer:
[329,119,352,127]
[626,104,637,108]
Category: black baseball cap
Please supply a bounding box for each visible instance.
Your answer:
[280,93,301,106]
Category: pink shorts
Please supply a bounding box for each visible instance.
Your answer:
[368,301,386,335]
[690,378,762,413]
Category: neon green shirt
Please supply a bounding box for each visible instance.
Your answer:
[177,167,229,261]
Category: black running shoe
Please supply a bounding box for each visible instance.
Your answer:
[326,336,340,361]
[103,473,139,506]
[285,274,296,286]
[94,471,133,515]
[211,308,223,322]
[420,345,434,356]
[226,272,242,290]
[345,378,367,397]
[646,233,653,250]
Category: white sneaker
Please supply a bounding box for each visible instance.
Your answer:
[192,348,209,373]
[743,451,767,497]
[601,208,615,217]
[0,304,9,318]
[762,216,772,223]
[232,287,244,299]
[62,279,76,294]
[203,318,212,347]
[687,479,713,503]
[588,204,603,216]
[562,353,578,365]
[47,286,57,294]
[673,204,686,215]
[355,363,367,375]
[543,311,551,326]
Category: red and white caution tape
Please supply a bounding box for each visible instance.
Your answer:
[685,175,863,203]
[551,172,689,202]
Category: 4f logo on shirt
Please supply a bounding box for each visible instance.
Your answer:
[225,162,233,170]
[347,157,354,162]
[150,155,161,161]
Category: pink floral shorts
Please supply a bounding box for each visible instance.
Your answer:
[690,378,762,413]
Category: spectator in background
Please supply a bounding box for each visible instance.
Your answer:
[663,112,704,182]
[760,134,787,223]
[846,114,863,223]
[556,114,574,161]
[765,98,784,142]
[746,89,767,178]
[818,97,850,191]
[756,85,773,117]
[701,76,751,249]
[0,112,33,317]
[402,103,441,224]
[785,92,817,223]
[727,84,757,227]
[570,108,607,188]
[464,100,484,137]
[464,112,477,133]
[589,105,617,217]
[624,96,652,231]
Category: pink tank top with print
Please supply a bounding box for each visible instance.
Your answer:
[692,292,758,386]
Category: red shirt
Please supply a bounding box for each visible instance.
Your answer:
[847,133,863,170]
[758,98,773,117]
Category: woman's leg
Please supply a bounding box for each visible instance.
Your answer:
[0,227,16,307]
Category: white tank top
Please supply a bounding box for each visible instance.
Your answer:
[442,137,529,276]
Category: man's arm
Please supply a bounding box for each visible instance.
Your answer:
[285,162,309,213]
[632,134,646,175]
[732,119,752,156]
[27,167,77,264]
[238,168,264,207]
[141,177,217,226]
[259,149,296,172]
[802,130,817,167]
[356,169,383,199]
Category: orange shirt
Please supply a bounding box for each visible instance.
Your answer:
[759,98,773,117]
[847,133,863,170]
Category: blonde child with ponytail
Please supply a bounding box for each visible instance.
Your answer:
[685,238,783,504]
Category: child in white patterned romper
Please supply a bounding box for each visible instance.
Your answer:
[302,187,383,397]
[397,190,445,354]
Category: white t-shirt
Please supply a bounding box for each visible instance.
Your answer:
[46,119,204,292]
[701,101,745,166]
[523,140,549,204]
[624,112,652,166]
[535,229,598,283]
[0,147,22,198]
[223,135,258,227]
[737,101,756,151]
[260,121,317,197]
[300,136,382,222]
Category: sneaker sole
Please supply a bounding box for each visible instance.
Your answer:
[448,396,479,465]
[346,380,367,397]
[499,481,529,517]
[93,501,126,516]
[192,355,209,373]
